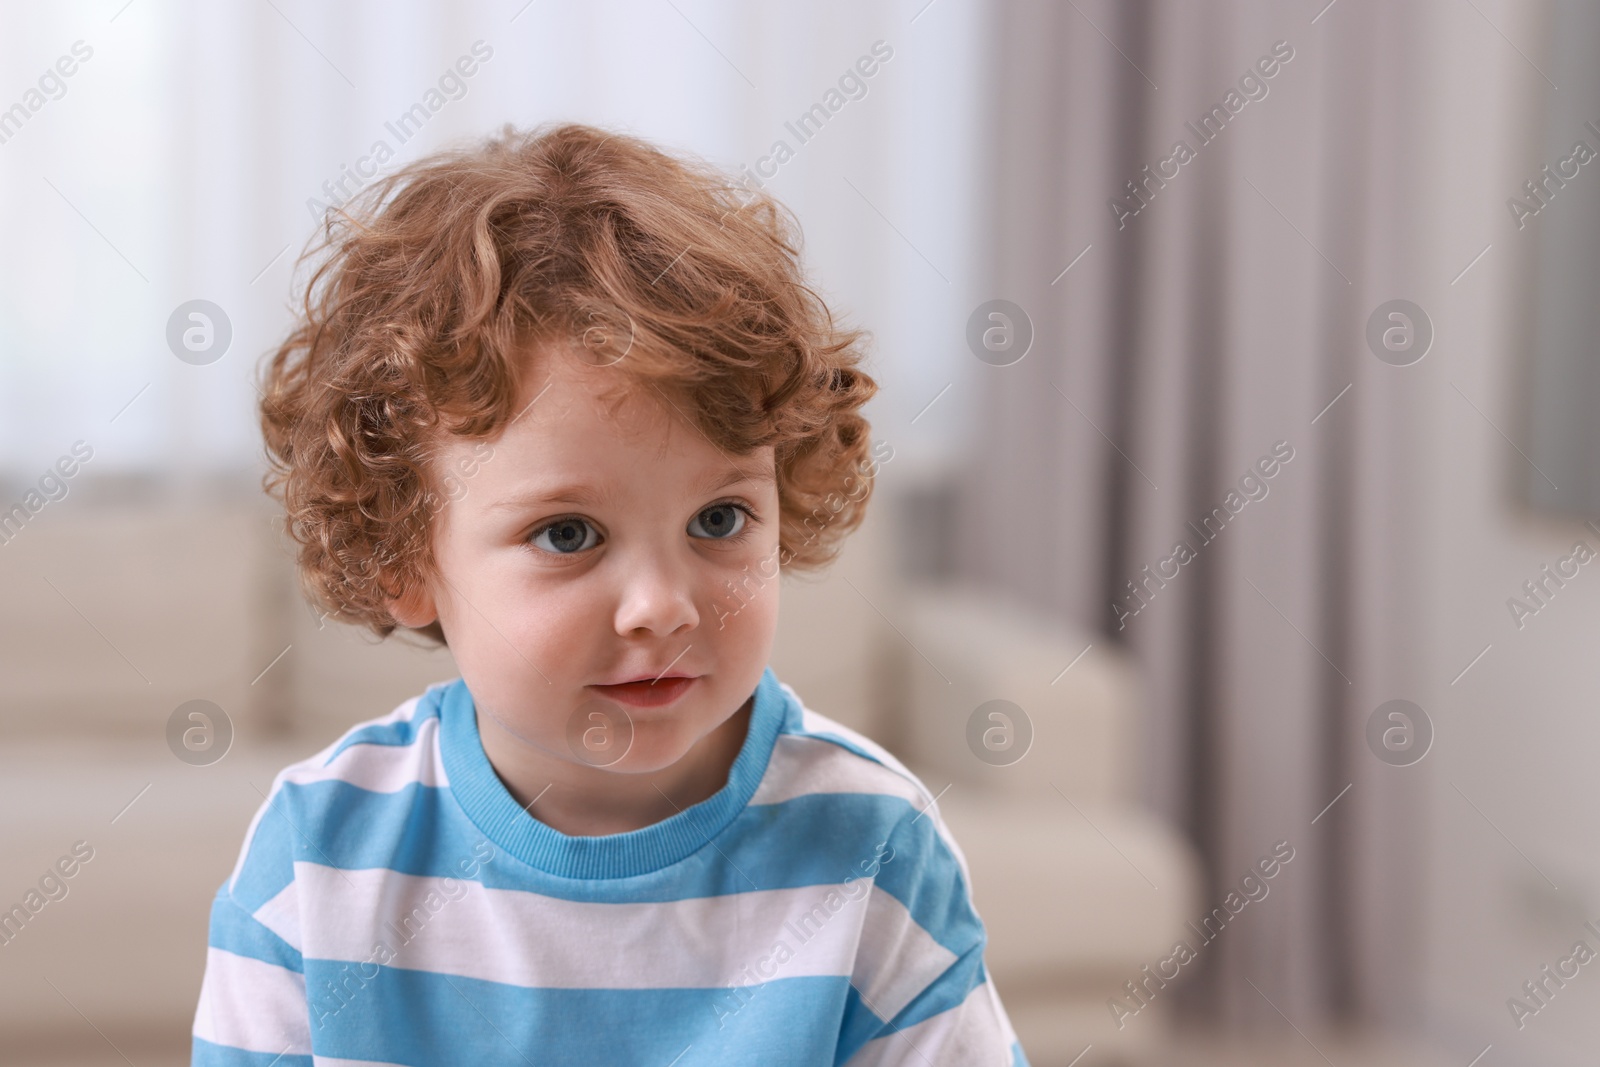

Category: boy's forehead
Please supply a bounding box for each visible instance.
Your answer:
[452,357,773,492]
[512,359,679,445]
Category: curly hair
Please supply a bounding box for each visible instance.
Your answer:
[258,121,880,648]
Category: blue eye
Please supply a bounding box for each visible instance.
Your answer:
[688,503,749,540]
[530,517,601,554]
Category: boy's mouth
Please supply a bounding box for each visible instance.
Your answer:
[587,675,699,708]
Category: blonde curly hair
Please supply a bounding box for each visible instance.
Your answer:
[258,122,880,648]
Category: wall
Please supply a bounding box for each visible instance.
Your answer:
[1421,1,1600,1062]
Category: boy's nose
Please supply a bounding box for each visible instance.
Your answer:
[611,553,700,637]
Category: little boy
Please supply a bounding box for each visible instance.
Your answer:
[193,122,1029,1066]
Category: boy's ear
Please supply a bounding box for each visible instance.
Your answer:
[387,580,439,629]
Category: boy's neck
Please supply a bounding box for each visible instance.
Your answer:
[476,694,754,838]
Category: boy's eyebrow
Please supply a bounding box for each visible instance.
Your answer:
[489,484,606,511]
[698,464,774,493]
[488,466,772,512]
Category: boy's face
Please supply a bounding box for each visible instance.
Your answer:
[389,351,780,780]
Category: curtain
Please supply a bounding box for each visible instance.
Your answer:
[958,0,1445,1030]
[0,0,985,489]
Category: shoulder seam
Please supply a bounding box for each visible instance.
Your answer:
[316,684,448,768]
[775,683,936,806]
[773,683,979,898]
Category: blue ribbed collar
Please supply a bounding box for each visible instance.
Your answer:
[437,666,789,880]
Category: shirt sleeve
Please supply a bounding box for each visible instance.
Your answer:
[191,779,313,1066]
[839,808,1032,1067]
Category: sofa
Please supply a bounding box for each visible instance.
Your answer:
[0,471,1198,1065]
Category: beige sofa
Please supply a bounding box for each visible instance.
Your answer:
[0,474,1198,1065]
[772,495,1202,1065]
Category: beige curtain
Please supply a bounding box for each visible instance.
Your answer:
[957,0,1443,1029]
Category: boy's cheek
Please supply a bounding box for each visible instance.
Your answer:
[431,594,536,689]
[709,555,781,637]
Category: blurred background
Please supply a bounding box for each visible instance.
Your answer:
[3,0,1598,1064]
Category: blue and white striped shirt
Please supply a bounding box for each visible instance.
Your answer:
[192,666,1031,1066]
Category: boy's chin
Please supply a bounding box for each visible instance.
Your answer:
[599,728,702,776]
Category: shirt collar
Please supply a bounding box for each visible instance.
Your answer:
[438,665,789,879]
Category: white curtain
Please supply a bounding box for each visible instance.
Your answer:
[0,0,987,488]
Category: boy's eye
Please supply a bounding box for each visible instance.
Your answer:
[530,517,601,554]
[688,503,748,540]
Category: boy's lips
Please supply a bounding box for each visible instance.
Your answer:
[587,675,699,708]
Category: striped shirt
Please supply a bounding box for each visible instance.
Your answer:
[191,665,1031,1066]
